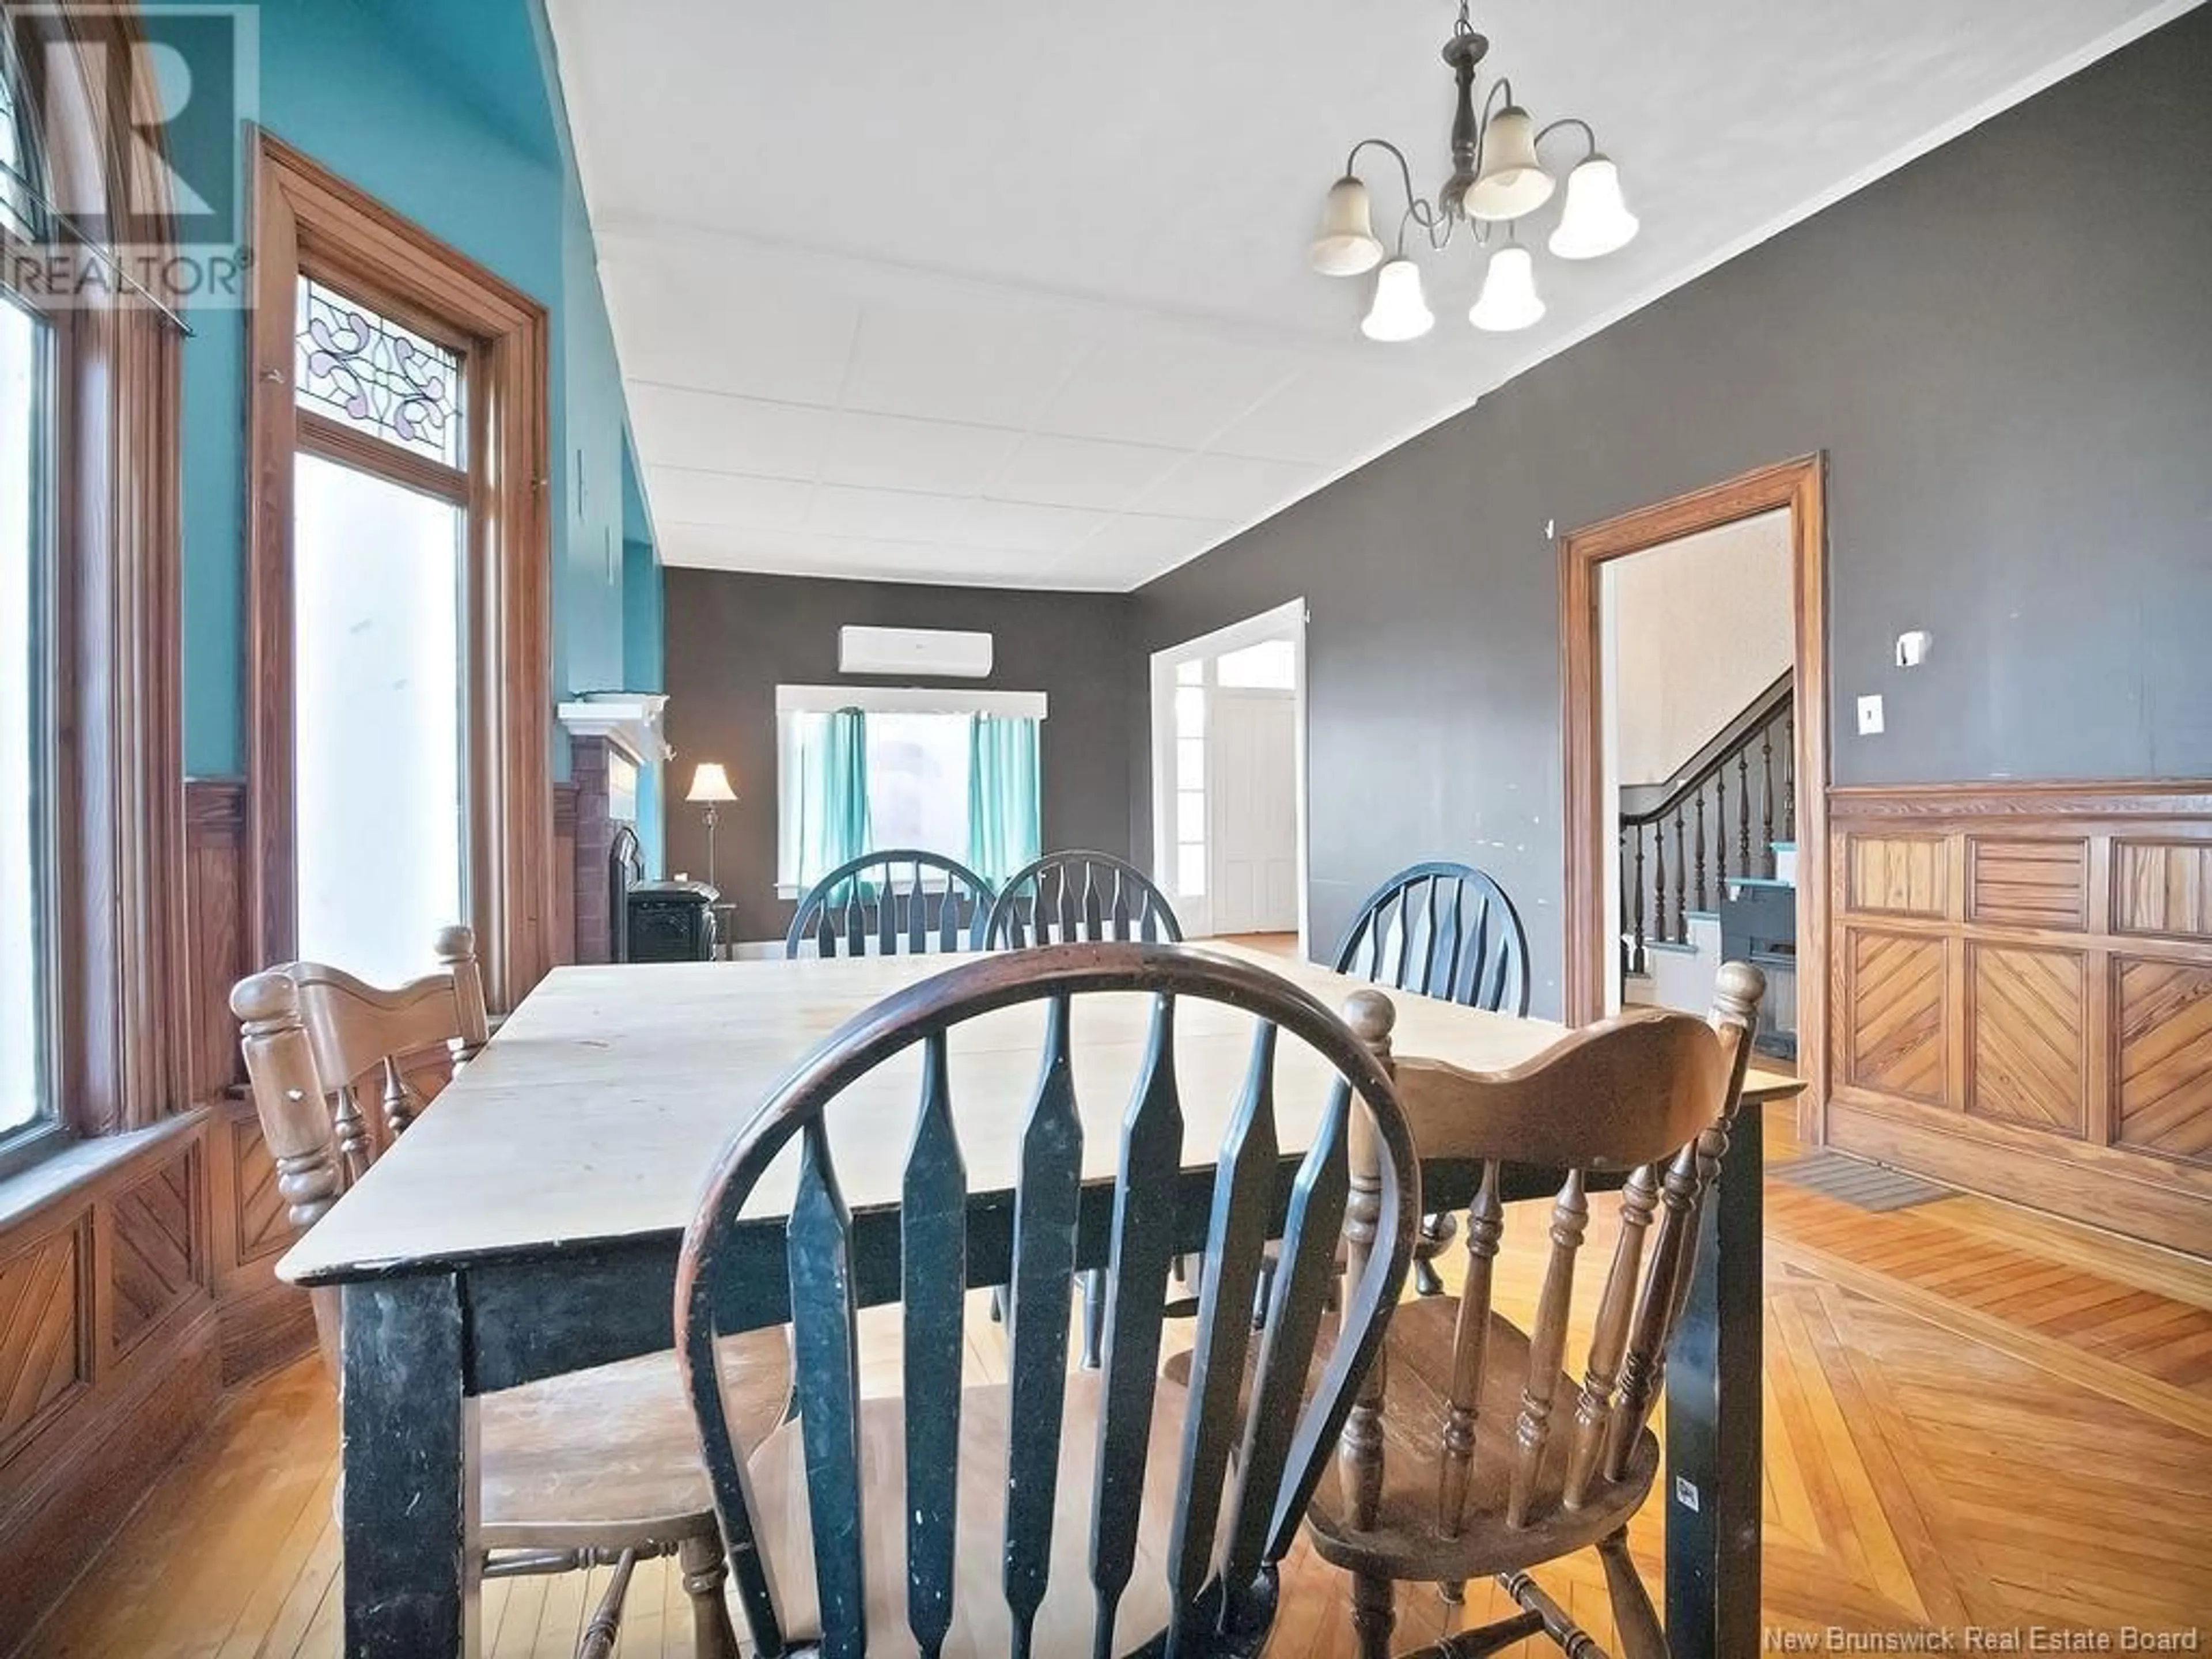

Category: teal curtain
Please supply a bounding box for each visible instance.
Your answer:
[967,715,1041,884]
[794,707,871,888]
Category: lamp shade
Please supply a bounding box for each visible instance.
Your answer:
[685,762,738,803]
[1360,257,1435,342]
[1548,154,1639,259]
[1309,175,1385,276]
[1468,244,1546,332]
[1463,107,1554,222]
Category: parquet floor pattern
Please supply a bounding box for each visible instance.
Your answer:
[22,1105,2212,1658]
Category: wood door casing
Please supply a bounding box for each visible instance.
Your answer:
[1825,782,2212,1256]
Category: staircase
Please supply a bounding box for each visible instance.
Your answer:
[1619,672,1797,1041]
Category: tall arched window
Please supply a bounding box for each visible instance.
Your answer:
[0,3,187,1168]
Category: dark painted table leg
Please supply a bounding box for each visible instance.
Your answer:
[1665,1104,1763,1659]
[341,1275,481,1658]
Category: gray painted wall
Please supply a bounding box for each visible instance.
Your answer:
[1128,9,2212,1017]
[662,569,1134,941]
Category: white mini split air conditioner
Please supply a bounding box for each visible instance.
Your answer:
[838,626,994,679]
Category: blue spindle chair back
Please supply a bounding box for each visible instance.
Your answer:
[984,850,1185,949]
[675,944,1420,1659]
[1333,861,1531,1016]
[785,849,997,959]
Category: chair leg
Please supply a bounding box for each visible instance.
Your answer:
[1080,1268,1106,1370]
[1412,1255,1445,1297]
[678,1532,741,1659]
[1597,1526,1666,1659]
[575,1549,637,1659]
[1350,1570,1395,1659]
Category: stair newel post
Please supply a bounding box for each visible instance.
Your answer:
[1631,825,1647,976]
[1672,805,1687,943]
[1692,786,1707,917]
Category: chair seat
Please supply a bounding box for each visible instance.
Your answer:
[744,1372,1202,1656]
[1300,1297,1660,1581]
[478,1329,790,1548]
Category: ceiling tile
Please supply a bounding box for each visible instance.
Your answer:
[1034,323,1301,448]
[952,498,1109,554]
[805,483,970,543]
[839,296,1096,429]
[985,433,1187,510]
[1207,365,1465,466]
[1131,451,1322,521]
[600,244,859,406]
[819,411,1021,494]
[1069,511,1236,579]
[646,467,813,530]
[627,383,834,479]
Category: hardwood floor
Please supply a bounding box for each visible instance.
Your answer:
[22,1104,2211,1657]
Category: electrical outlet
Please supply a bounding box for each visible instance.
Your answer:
[1857,694,1885,736]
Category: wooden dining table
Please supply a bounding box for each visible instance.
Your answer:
[279,941,1798,1658]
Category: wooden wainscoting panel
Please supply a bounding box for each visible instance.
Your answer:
[1967,942,2088,1139]
[184,778,250,1105]
[0,1223,91,1461]
[2113,956,2212,1169]
[1969,836,2089,931]
[231,1111,290,1266]
[1827,782,2212,1255]
[2113,840,2212,940]
[1847,833,1948,918]
[1845,929,1949,1105]
[207,1096,315,1385]
[107,1149,207,1359]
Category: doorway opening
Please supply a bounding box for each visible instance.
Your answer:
[1149,599,1307,950]
[1561,457,1828,1139]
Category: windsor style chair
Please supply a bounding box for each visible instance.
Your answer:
[675,942,1422,1657]
[786,849,997,958]
[1305,962,1765,1659]
[984,849,1185,947]
[984,850,1187,1366]
[232,927,790,1659]
[1335,862,1532,1296]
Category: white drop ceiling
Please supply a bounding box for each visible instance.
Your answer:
[545,0,2191,590]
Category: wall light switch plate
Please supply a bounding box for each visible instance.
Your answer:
[1858,694,1885,736]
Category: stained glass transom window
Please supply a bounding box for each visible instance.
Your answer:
[294,277,465,467]
[0,33,42,240]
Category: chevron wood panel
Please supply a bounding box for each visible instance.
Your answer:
[1969,837,2088,931]
[231,1113,294,1266]
[36,1107,2212,1658]
[1969,942,2087,1138]
[1847,929,1948,1104]
[2115,958,2212,1168]
[2113,840,2212,939]
[109,1153,206,1357]
[1849,834,1948,918]
[0,1223,89,1461]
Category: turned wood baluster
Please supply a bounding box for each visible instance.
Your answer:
[330,1085,371,1181]
[1671,807,1687,943]
[1631,827,1646,975]
[1561,1163,1660,1510]
[1692,789,1707,916]
[1760,725,1775,875]
[1736,751,1752,876]
[378,1058,419,1139]
[1783,713,1797,843]
[1650,827,1668,961]
[1438,1160,1503,1536]
[1506,1169,1589,1529]
[1714,769,1729,889]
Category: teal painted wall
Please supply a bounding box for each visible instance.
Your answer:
[165,0,642,774]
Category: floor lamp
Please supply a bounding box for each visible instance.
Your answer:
[685,762,738,891]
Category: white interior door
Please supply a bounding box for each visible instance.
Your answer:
[1206,688,1298,935]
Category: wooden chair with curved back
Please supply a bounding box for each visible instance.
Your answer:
[785,849,997,958]
[983,849,1185,947]
[231,926,790,1659]
[1304,962,1766,1659]
[1335,862,1532,1296]
[675,942,1422,1657]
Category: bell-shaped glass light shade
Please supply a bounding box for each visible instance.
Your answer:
[1548,155,1639,259]
[1463,107,1555,222]
[1361,257,1434,342]
[1468,244,1546,332]
[1309,175,1385,276]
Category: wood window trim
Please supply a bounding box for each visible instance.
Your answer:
[245,130,553,1013]
[3,2,190,1141]
[1558,454,1830,1143]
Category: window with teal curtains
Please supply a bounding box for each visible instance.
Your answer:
[786,706,872,889]
[966,715,1041,884]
